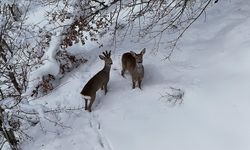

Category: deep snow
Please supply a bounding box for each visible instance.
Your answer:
[20,0,250,150]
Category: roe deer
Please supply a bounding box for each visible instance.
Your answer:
[121,48,146,89]
[80,50,112,112]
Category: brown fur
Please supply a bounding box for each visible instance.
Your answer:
[121,48,146,89]
[80,51,112,112]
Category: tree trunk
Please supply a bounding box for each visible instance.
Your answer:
[0,107,19,150]
[8,72,22,95]
[0,88,3,100]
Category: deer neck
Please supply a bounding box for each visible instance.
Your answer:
[136,62,143,68]
[136,63,143,72]
[102,64,111,73]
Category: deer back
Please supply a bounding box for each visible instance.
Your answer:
[122,52,136,72]
[80,51,112,96]
[122,48,146,79]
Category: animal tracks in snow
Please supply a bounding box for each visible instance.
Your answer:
[89,113,113,150]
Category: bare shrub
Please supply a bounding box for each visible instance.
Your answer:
[56,50,87,75]
[160,87,185,106]
[31,74,55,97]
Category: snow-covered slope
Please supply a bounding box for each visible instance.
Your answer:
[23,1,250,150]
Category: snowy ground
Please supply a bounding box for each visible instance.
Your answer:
[22,0,250,150]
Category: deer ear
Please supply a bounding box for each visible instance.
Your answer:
[140,48,146,55]
[130,51,136,57]
[99,55,105,60]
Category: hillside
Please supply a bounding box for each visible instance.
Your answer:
[21,0,250,150]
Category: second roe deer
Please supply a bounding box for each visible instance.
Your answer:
[121,48,146,89]
[80,50,112,112]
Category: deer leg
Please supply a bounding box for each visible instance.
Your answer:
[84,99,88,110]
[121,69,125,77]
[88,94,96,112]
[132,80,136,89]
[104,84,108,95]
[138,80,142,89]
[121,65,126,77]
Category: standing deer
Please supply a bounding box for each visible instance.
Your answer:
[80,50,112,112]
[121,48,146,89]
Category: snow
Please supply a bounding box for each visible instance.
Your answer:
[19,0,250,150]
